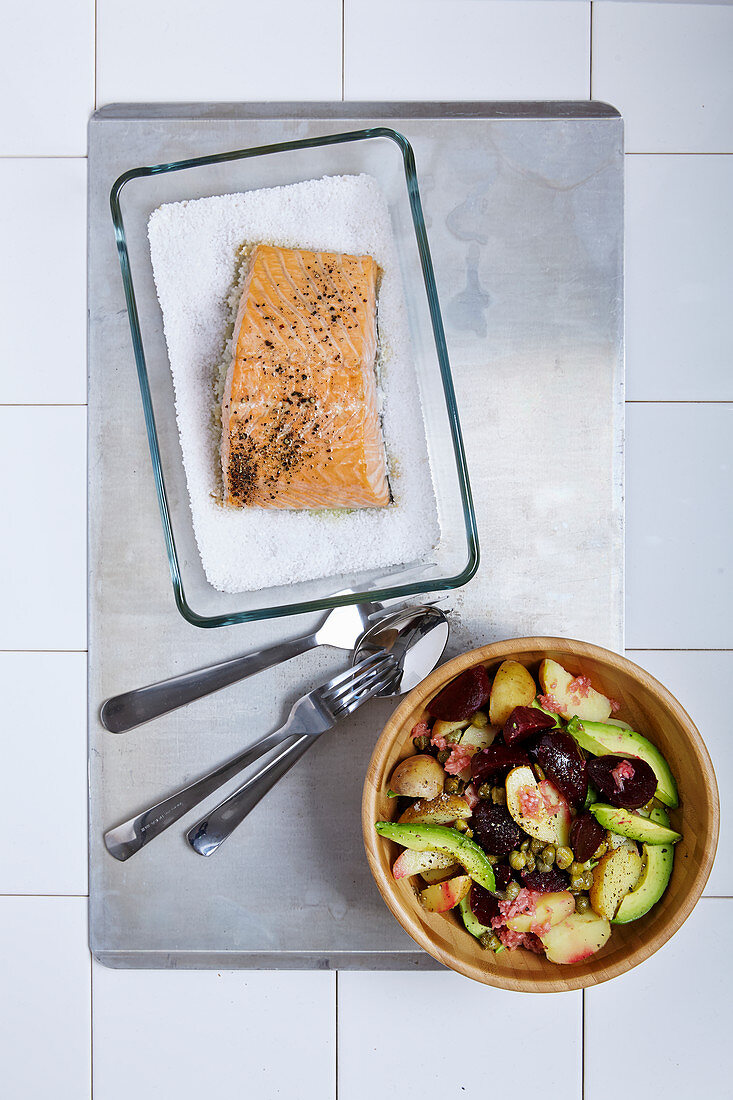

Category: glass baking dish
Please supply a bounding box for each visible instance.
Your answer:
[110,127,479,627]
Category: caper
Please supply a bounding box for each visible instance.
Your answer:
[491,786,506,806]
[444,776,464,794]
[575,895,591,913]
[505,881,521,901]
[413,734,431,752]
[570,874,585,890]
[454,818,469,833]
[570,861,585,878]
[477,783,493,801]
[472,710,489,728]
[541,845,556,865]
[485,852,498,865]
[580,871,594,891]
[533,764,546,781]
[523,853,536,873]
[437,749,450,765]
[531,838,545,855]
[520,839,531,853]
[509,851,526,871]
[555,846,574,870]
[536,860,552,874]
[479,931,502,952]
[593,842,608,860]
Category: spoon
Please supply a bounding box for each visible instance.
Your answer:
[186,605,449,856]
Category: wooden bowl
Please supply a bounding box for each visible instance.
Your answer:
[362,637,719,992]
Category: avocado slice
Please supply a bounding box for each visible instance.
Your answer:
[458,895,489,938]
[612,807,675,924]
[375,822,496,892]
[589,803,682,845]
[566,717,679,808]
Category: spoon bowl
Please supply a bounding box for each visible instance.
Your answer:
[353,604,450,696]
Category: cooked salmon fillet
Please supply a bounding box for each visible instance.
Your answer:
[221,243,390,510]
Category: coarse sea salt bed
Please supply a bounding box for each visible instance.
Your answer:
[147,173,439,594]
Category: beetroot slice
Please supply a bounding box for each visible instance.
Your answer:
[492,863,514,893]
[569,813,606,863]
[427,665,491,721]
[503,706,556,746]
[521,867,570,893]
[586,755,657,810]
[470,883,501,925]
[532,732,588,810]
[470,745,531,785]
[471,802,523,857]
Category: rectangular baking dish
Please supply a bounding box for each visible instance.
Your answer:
[110,127,479,627]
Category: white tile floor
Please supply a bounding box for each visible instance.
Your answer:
[1,2,731,1097]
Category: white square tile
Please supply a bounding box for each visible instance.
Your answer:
[625,154,733,401]
[0,160,87,405]
[97,0,342,105]
[0,653,87,894]
[593,2,733,152]
[625,649,730,897]
[0,407,86,650]
[625,403,733,649]
[92,963,335,1099]
[585,898,729,1097]
[338,971,581,1099]
[345,1,590,101]
[0,897,90,1099]
[0,0,94,156]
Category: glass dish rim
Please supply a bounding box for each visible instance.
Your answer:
[109,125,480,628]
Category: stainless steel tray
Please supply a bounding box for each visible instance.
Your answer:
[88,101,624,969]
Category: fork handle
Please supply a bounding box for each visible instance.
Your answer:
[99,633,318,733]
[103,719,301,861]
[186,732,315,857]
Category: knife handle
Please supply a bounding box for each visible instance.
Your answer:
[186,732,314,857]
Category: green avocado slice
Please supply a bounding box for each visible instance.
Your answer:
[458,895,490,938]
[612,807,675,924]
[590,803,682,845]
[566,717,679,808]
[375,822,496,892]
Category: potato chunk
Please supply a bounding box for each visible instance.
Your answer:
[589,845,643,920]
[389,755,445,799]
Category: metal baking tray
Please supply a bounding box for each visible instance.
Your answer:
[88,101,624,968]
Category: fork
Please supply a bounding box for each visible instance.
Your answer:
[104,651,398,861]
[100,596,422,733]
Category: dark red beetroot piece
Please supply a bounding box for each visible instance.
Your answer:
[586,755,657,810]
[521,867,570,894]
[470,883,501,925]
[470,745,531,786]
[531,732,588,810]
[503,706,556,746]
[569,812,607,863]
[472,802,523,857]
[427,665,491,721]
[492,863,514,893]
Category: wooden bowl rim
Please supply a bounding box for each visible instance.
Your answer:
[362,636,720,993]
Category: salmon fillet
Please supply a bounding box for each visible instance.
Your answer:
[221,243,390,509]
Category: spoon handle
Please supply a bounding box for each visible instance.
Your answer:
[186,733,313,857]
[99,633,318,733]
[103,721,300,861]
